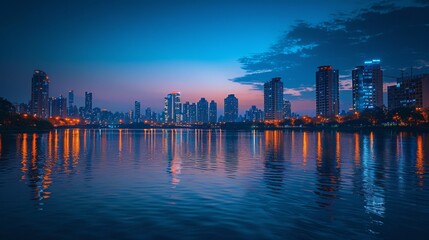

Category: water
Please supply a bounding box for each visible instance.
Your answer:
[0,129,428,239]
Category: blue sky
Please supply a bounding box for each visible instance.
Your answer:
[1,0,428,115]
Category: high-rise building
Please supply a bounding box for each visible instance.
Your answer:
[197,98,209,123]
[316,66,339,117]
[264,77,283,120]
[145,107,152,121]
[189,103,197,123]
[209,100,217,123]
[352,59,383,112]
[68,90,74,116]
[30,70,49,118]
[283,100,291,118]
[85,92,93,120]
[164,92,181,123]
[387,74,429,110]
[182,102,190,123]
[50,95,67,118]
[245,105,264,121]
[134,101,141,123]
[224,94,238,122]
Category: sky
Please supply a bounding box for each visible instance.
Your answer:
[1,0,428,116]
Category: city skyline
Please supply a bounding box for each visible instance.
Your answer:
[1,0,428,115]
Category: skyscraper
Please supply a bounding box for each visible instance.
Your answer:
[283,100,291,118]
[189,103,197,123]
[68,90,74,116]
[134,101,141,123]
[50,95,67,118]
[145,107,152,121]
[197,98,209,123]
[352,59,383,112]
[264,77,283,120]
[164,92,181,123]
[245,105,264,121]
[316,66,339,117]
[224,94,238,122]
[30,70,49,118]
[85,92,93,120]
[182,102,190,123]
[209,100,217,123]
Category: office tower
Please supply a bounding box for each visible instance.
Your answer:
[316,66,339,117]
[387,74,429,110]
[182,102,190,123]
[224,94,238,122]
[352,59,383,112]
[50,95,67,118]
[145,107,152,121]
[30,70,49,118]
[164,92,181,123]
[189,103,197,123]
[264,77,283,120]
[197,98,209,123]
[283,100,291,118]
[134,101,141,123]
[245,105,264,121]
[85,92,93,120]
[68,90,74,116]
[209,100,217,123]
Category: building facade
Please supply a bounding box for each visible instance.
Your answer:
[30,70,50,118]
[283,100,291,119]
[197,98,209,123]
[209,100,217,123]
[134,101,141,123]
[164,92,181,123]
[224,94,238,122]
[352,59,383,112]
[316,66,339,117]
[387,74,429,110]
[264,77,283,120]
[50,95,67,118]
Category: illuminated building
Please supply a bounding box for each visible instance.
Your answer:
[197,98,209,123]
[84,92,93,121]
[245,105,263,121]
[209,100,217,123]
[264,77,283,120]
[30,70,49,118]
[283,100,291,118]
[164,92,181,123]
[134,101,141,123]
[387,74,429,110]
[68,90,74,116]
[49,95,67,118]
[352,59,383,112]
[224,94,238,122]
[316,66,339,117]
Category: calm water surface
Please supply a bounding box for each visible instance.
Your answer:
[0,129,428,239]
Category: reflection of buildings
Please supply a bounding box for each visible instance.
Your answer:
[314,131,341,207]
[18,130,81,209]
[263,130,285,191]
[163,130,182,184]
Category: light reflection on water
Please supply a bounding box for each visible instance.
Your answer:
[0,129,428,239]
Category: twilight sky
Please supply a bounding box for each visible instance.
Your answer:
[1,0,428,116]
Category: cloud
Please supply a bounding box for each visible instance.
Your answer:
[284,86,315,97]
[231,1,429,110]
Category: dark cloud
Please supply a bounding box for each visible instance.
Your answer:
[232,2,429,110]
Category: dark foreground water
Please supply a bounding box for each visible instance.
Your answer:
[0,129,428,239]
